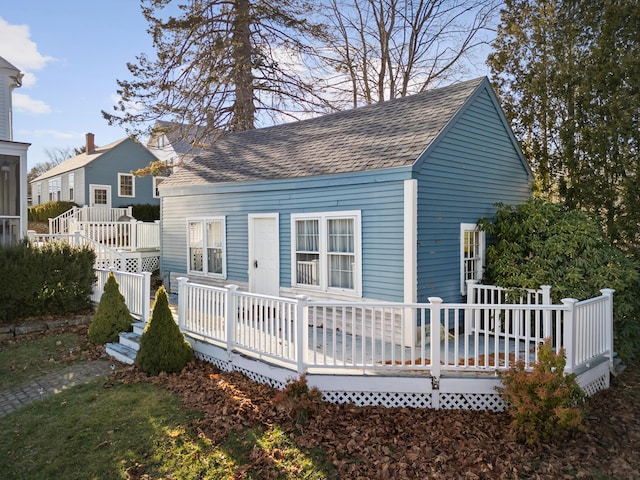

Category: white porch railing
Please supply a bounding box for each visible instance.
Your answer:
[26,231,158,273]
[92,268,152,322]
[176,277,615,378]
[68,219,160,251]
[49,206,133,234]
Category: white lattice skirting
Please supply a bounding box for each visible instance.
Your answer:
[191,338,610,412]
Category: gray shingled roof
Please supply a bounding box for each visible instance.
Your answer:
[32,138,129,182]
[162,77,486,187]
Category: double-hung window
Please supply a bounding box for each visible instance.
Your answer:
[153,176,167,198]
[292,211,361,295]
[48,177,61,201]
[460,223,485,295]
[118,173,135,197]
[68,173,74,201]
[188,217,226,277]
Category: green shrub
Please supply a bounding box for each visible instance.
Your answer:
[88,273,132,344]
[28,201,76,222]
[0,241,95,322]
[131,204,160,222]
[135,286,193,375]
[499,339,585,446]
[479,198,640,361]
[272,374,323,426]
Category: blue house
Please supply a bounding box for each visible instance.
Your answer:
[30,134,162,209]
[159,77,532,304]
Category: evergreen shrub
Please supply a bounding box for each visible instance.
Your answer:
[28,201,76,222]
[135,286,193,375]
[131,204,160,222]
[0,241,95,322]
[499,339,585,446]
[479,198,640,361]
[88,272,132,344]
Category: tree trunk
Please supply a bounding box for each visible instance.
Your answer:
[231,0,255,131]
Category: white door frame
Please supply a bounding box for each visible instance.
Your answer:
[248,213,280,296]
[89,184,112,208]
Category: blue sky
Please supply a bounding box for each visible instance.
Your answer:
[0,0,154,169]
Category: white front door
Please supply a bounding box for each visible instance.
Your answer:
[89,184,111,208]
[248,213,280,296]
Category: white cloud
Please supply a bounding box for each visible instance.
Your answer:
[31,129,78,140]
[0,17,55,87]
[13,92,51,114]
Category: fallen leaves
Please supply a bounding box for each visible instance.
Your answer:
[111,359,640,479]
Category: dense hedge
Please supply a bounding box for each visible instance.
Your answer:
[131,204,160,222]
[0,241,96,322]
[28,201,76,222]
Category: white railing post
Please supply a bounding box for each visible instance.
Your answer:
[541,285,552,337]
[127,206,133,218]
[429,297,442,381]
[130,219,138,250]
[142,271,152,323]
[465,280,477,338]
[225,284,239,355]
[561,298,578,373]
[81,205,88,222]
[600,288,615,368]
[177,277,189,330]
[295,295,309,374]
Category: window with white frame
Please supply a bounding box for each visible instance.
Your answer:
[153,176,166,198]
[118,173,135,197]
[48,177,61,201]
[35,182,41,205]
[460,223,485,295]
[292,211,361,294]
[188,217,226,277]
[68,173,74,201]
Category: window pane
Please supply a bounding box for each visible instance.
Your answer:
[120,175,133,196]
[328,218,354,253]
[296,219,318,252]
[207,248,223,274]
[296,253,319,285]
[328,254,354,289]
[207,221,222,248]
[189,222,203,272]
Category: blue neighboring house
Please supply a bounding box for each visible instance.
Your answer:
[30,134,162,209]
[159,77,532,304]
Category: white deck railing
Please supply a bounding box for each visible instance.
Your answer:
[176,277,615,377]
[92,268,152,322]
[68,219,160,251]
[49,206,133,234]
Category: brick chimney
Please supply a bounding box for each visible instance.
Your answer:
[86,132,95,153]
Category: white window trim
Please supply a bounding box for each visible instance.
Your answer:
[48,177,61,201]
[118,173,136,198]
[153,176,167,198]
[187,217,227,279]
[460,223,485,295]
[291,210,362,296]
[68,173,75,201]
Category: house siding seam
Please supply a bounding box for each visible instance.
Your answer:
[414,86,531,303]
[161,174,407,301]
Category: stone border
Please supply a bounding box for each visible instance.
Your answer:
[0,314,93,341]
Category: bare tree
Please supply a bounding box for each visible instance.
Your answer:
[322,0,500,107]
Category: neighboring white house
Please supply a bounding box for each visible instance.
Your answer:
[146,120,217,169]
[0,56,29,247]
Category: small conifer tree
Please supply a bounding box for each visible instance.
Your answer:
[136,286,193,375]
[88,272,132,344]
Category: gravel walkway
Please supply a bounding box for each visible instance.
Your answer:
[0,360,113,418]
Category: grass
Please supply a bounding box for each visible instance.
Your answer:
[0,332,336,479]
[0,332,94,390]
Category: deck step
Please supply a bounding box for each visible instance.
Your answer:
[132,321,146,335]
[119,331,141,351]
[105,342,137,365]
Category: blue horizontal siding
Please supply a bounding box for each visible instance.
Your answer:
[161,172,407,301]
[415,85,531,303]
